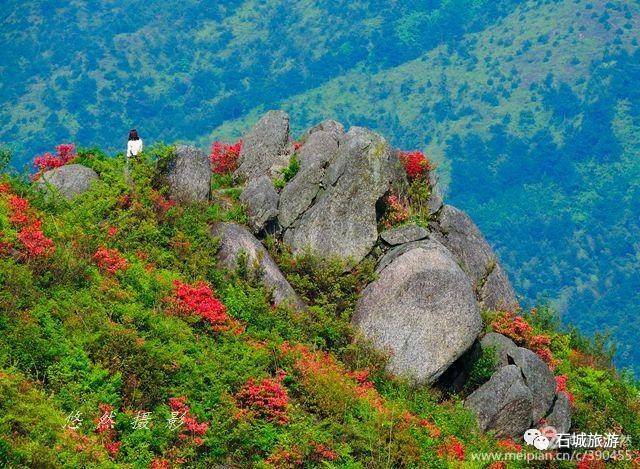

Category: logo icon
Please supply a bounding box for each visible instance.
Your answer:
[524,426,557,450]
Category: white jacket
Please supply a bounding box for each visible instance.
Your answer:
[127,139,143,157]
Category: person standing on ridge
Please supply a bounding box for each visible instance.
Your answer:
[125,128,143,183]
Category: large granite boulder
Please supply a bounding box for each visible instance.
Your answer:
[480,332,517,367]
[278,162,325,230]
[240,175,279,234]
[380,224,429,246]
[302,119,345,142]
[284,127,404,267]
[475,332,565,434]
[507,347,556,422]
[234,111,291,181]
[546,392,572,434]
[36,164,98,200]
[352,243,482,384]
[297,129,340,171]
[166,145,211,203]
[211,222,304,310]
[433,205,517,310]
[465,365,534,437]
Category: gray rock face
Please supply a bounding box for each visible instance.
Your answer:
[380,224,429,246]
[376,238,451,273]
[278,162,325,230]
[352,244,482,384]
[36,164,98,200]
[166,145,211,203]
[547,393,572,434]
[297,130,340,171]
[465,365,534,437]
[482,264,517,311]
[234,111,291,181]
[211,222,305,310]
[302,119,344,142]
[284,127,401,266]
[434,205,517,310]
[480,332,517,367]
[507,347,556,422]
[240,175,279,234]
[474,333,567,435]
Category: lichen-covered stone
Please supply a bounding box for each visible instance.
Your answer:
[284,127,402,267]
[465,365,534,437]
[353,244,481,384]
[240,175,279,233]
[36,164,98,200]
[234,110,291,181]
[211,222,305,310]
[166,145,211,203]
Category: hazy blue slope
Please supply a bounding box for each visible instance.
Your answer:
[0,0,518,165]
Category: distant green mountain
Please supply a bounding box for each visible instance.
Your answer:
[1,0,639,371]
[207,0,640,370]
[0,0,517,163]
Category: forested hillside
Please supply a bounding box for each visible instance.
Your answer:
[0,0,518,160]
[1,0,640,371]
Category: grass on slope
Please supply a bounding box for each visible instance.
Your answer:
[0,146,638,467]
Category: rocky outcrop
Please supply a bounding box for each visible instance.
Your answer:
[431,205,517,311]
[480,332,518,367]
[36,164,98,200]
[301,119,345,143]
[166,145,211,203]
[278,161,325,230]
[464,365,534,437]
[547,392,572,434]
[210,222,304,310]
[240,175,279,234]
[352,242,482,384]
[380,224,428,246]
[474,332,569,436]
[507,347,556,422]
[229,113,535,434]
[234,110,291,182]
[284,127,404,267]
[297,128,340,171]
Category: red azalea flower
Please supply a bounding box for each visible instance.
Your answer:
[210,140,242,174]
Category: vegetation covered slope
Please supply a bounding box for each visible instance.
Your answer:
[207,0,640,371]
[2,0,639,371]
[0,148,639,467]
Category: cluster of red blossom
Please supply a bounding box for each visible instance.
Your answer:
[491,311,558,368]
[381,193,409,229]
[94,403,121,458]
[33,143,77,172]
[150,190,176,216]
[235,372,290,424]
[168,396,209,446]
[555,374,575,404]
[171,280,230,332]
[149,397,209,468]
[266,441,338,466]
[497,438,523,452]
[436,436,466,461]
[93,246,128,274]
[399,150,432,180]
[0,185,55,259]
[210,140,242,174]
